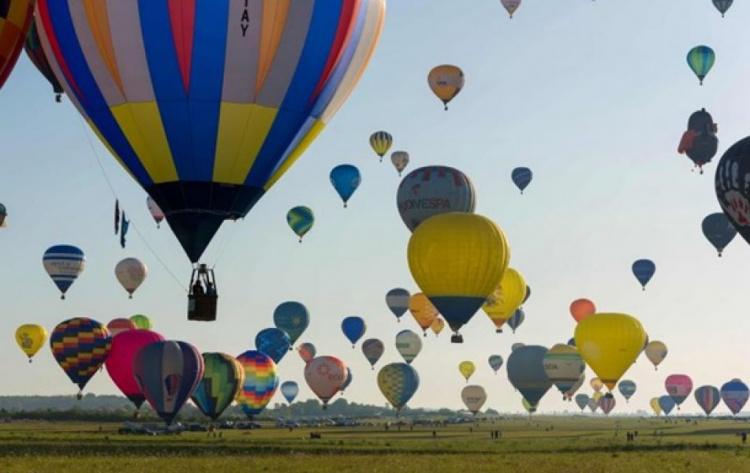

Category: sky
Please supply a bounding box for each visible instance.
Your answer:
[0,0,749,416]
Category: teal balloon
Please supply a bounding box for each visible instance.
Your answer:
[575,393,589,411]
[507,309,525,333]
[617,380,637,402]
[488,355,504,374]
[507,345,552,406]
[273,302,309,346]
[330,164,361,207]
[281,381,299,404]
[687,45,715,85]
[287,206,314,242]
[659,395,676,415]
[254,328,291,364]
[342,316,366,347]
[377,362,419,411]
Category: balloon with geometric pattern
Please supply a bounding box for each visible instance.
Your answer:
[377,362,420,413]
[191,353,244,421]
[236,350,279,419]
[49,317,111,399]
[287,207,314,243]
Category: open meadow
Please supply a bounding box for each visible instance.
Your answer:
[2,416,750,473]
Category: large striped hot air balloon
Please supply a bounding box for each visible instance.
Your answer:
[35,0,386,267]
[49,318,111,398]
[0,0,34,90]
[191,353,244,421]
[236,350,278,419]
[43,245,85,299]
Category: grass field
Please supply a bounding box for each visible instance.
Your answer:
[1,417,749,472]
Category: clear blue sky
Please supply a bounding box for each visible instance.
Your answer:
[0,0,748,416]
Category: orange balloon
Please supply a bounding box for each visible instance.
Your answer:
[570,299,596,323]
[408,293,439,334]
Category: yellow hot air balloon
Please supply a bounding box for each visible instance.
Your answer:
[408,293,439,335]
[650,397,662,415]
[430,317,445,336]
[644,341,668,370]
[592,391,604,403]
[590,377,604,393]
[574,313,646,390]
[482,268,526,333]
[15,324,47,362]
[408,212,510,343]
[459,361,476,382]
[428,65,465,110]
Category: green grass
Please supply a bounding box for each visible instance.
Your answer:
[1,417,750,472]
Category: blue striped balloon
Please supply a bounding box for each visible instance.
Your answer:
[280,381,299,404]
[721,379,749,415]
[617,380,637,401]
[43,245,85,299]
[511,167,533,194]
[632,259,656,290]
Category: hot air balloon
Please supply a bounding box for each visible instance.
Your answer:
[588,398,599,413]
[43,245,85,299]
[575,393,590,411]
[575,313,646,390]
[507,345,553,406]
[255,328,291,364]
[592,391,603,403]
[341,317,366,348]
[395,330,422,364]
[596,393,615,415]
[378,363,419,413]
[386,288,410,322]
[370,131,393,161]
[129,314,153,330]
[15,324,47,363]
[659,395,676,415]
[567,338,576,347]
[462,385,487,415]
[391,151,410,177]
[146,197,165,228]
[191,353,244,421]
[272,302,309,348]
[501,0,522,18]
[678,108,718,174]
[107,318,137,337]
[342,367,353,393]
[330,165,361,208]
[430,317,446,336]
[193,355,247,416]
[644,341,668,370]
[24,19,64,102]
[650,397,662,415]
[488,355,504,375]
[133,340,203,425]
[428,65,464,110]
[0,0,34,90]
[566,374,586,400]
[713,0,733,17]
[702,212,737,256]
[36,1,386,312]
[570,299,596,323]
[286,206,314,243]
[459,361,476,382]
[632,260,655,290]
[0,203,6,228]
[50,318,111,399]
[362,339,385,370]
[617,380,637,402]
[236,350,279,419]
[721,379,749,415]
[507,309,525,333]
[304,356,347,408]
[396,166,476,232]
[522,398,537,414]
[298,343,316,364]
[687,46,715,85]
[281,381,299,405]
[511,167,532,194]
[665,374,693,410]
[715,136,750,245]
[543,344,585,399]
[106,329,165,411]
[482,268,526,333]
[590,378,604,393]
[408,213,509,343]
[408,293,439,335]
[694,385,721,416]
[511,342,526,352]
[115,258,147,299]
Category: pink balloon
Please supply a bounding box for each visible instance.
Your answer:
[105,329,164,409]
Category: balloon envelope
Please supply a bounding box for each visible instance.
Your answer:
[650,397,662,415]
[396,166,476,232]
[341,317,366,347]
[133,340,204,425]
[645,341,668,369]
[665,374,693,407]
[15,324,47,361]
[330,165,361,207]
[130,315,153,330]
[298,343,316,364]
[702,212,736,256]
[391,151,409,176]
[115,258,148,297]
[43,245,85,298]
[24,19,64,100]
[575,393,590,411]
[570,299,596,323]
[395,330,422,364]
[191,353,244,421]
[459,361,476,381]
[36,0,386,263]
[0,0,34,90]
[107,318,137,337]
[386,288,410,321]
[511,167,532,193]
[687,45,715,84]
[482,268,526,333]
[590,378,604,393]
[428,65,464,110]
[146,197,165,227]
[507,309,525,333]
[106,329,165,409]
[304,356,347,406]
[430,317,446,336]
[408,293,439,333]
[287,207,314,242]
[255,328,292,364]
[281,381,299,404]
[543,344,585,396]
[632,260,656,290]
[507,345,552,406]
[370,131,393,159]
[378,363,419,411]
[721,379,749,415]
[50,318,111,394]
[694,385,721,416]
[713,0,733,17]
[236,350,279,418]
[598,393,616,415]
[488,355,504,374]
[659,395,676,415]
[273,302,309,346]
[461,385,487,414]
[362,339,385,369]
[715,136,750,246]
[501,0,522,18]
[617,380,637,401]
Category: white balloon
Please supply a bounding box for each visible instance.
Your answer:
[115,258,147,298]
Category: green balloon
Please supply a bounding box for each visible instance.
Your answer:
[129,314,152,330]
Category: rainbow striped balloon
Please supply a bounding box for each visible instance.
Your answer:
[49,318,111,396]
[236,350,278,418]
